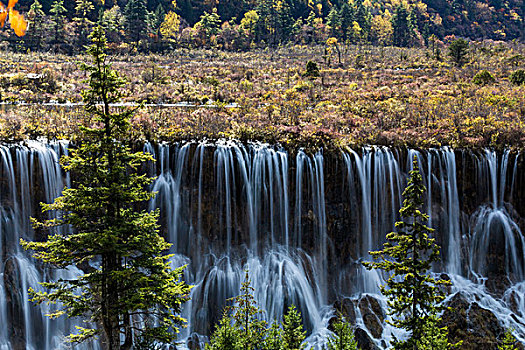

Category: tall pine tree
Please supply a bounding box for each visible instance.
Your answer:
[363,157,452,350]
[21,26,191,350]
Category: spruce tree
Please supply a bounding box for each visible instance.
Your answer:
[49,0,67,52]
[391,4,413,47]
[326,316,358,350]
[26,0,47,51]
[264,322,283,350]
[230,271,267,349]
[448,38,469,67]
[206,314,242,350]
[124,0,148,49]
[282,305,306,350]
[363,157,452,350]
[21,26,191,350]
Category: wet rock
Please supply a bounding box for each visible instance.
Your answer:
[442,292,504,350]
[187,333,202,350]
[333,297,356,324]
[4,258,25,350]
[358,295,384,339]
[354,327,380,350]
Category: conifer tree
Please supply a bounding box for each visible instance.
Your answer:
[26,0,47,51]
[21,26,191,350]
[73,0,95,49]
[282,305,306,350]
[264,322,283,350]
[124,0,148,49]
[230,270,267,349]
[206,271,266,350]
[206,314,242,350]
[326,316,358,350]
[498,329,519,350]
[363,157,452,350]
[49,0,67,52]
[391,4,413,47]
[448,38,469,67]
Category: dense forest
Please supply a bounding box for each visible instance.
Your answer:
[1,0,524,53]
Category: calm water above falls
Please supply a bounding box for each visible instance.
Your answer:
[0,140,524,349]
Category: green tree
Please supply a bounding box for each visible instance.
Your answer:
[101,5,125,43]
[339,2,355,41]
[20,26,191,350]
[391,4,413,47]
[230,271,267,349]
[363,158,452,350]
[26,0,47,51]
[326,7,341,38]
[448,38,469,66]
[498,329,519,350]
[263,322,283,350]
[197,8,221,39]
[415,316,455,349]
[73,0,95,50]
[49,0,67,52]
[326,316,358,350]
[206,271,266,350]
[206,314,242,350]
[124,0,148,49]
[282,305,306,350]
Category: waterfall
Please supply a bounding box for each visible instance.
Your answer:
[0,141,524,349]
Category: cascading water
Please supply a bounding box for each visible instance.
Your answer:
[0,141,524,349]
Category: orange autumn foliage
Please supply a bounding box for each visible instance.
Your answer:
[0,0,27,36]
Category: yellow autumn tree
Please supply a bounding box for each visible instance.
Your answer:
[0,0,27,36]
[160,0,180,41]
[371,11,393,45]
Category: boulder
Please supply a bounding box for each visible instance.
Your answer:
[441,292,505,349]
[358,295,385,339]
[354,327,380,350]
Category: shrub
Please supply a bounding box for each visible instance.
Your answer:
[304,60,320,78]
[509,69,525,86]
[472,70,496,85]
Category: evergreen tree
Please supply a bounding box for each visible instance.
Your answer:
[73,0,95,50]
[206,271,266,350]
[363,158,452,350]
[282,305,306,350]
[49,0,67,52]
[26,0,47,51]
[339,2,354,41]
[498,329,519,350]
[326,6,341,38]
[415,316,456,350]
[326,316,358,350]
[101,5,125,43]
[353,0,371,42]
[391,4,413,47]
[195,7,221,43]
[147,3,165,36]
[21,26,191,350]
[448,38,469,66]
[124,0,148,49]
[229,271,267,349]
[264,322,283,350]
[206,314,242,350]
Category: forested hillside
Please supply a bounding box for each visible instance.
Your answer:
[2,0,523,53]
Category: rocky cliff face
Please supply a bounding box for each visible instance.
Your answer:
[0,141,524,349]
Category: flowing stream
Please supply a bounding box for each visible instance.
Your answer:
[0,140,524,349]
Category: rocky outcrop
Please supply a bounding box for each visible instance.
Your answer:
[354,327,380,350]
[442,293,505,350]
